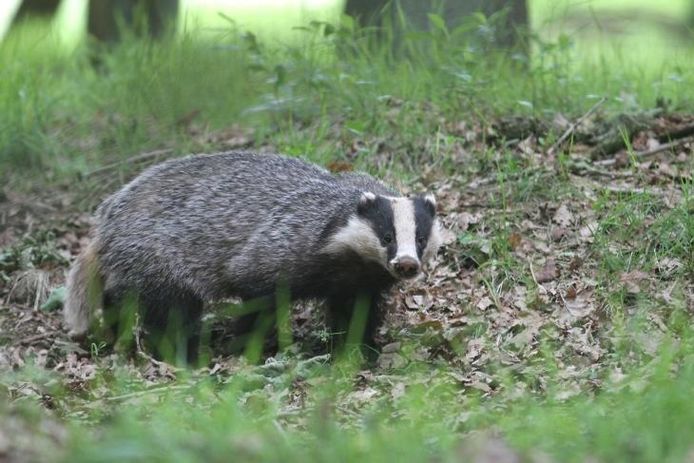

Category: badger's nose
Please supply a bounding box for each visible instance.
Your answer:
[394,257,420,278]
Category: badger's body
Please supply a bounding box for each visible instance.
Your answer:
[64,152,440,361]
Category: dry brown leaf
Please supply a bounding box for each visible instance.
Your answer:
[536,259,559,284]
[568,256,584,272]
[551,227,569,242]
[508,232,522,250]
[619,270,650,294]
[563,289,595,320]
[565,286,577,300]
[326,160,354,173]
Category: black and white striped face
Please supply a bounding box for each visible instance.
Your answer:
[324,192,441,279]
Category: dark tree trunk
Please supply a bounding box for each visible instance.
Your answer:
[344,0,389,26]
[15,0,61,19]
[344,0,528,53]
[87,0,178,43]
[487,0,528,49]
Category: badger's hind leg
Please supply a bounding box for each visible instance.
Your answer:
[139,289,204,365]
[101,285,133,346]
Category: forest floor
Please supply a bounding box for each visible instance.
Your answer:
[1,23,694,462]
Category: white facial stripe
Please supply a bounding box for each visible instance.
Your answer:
[322,216,386,263]
[390,198,418,262]
[422,218,441,266]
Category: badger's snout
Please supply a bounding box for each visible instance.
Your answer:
[392,256,420,279]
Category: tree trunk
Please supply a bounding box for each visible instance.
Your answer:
[344,0,528,52]
[87,0,178,43]
[344,0,388,26]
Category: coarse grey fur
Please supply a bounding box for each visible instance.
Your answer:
[64,151,440,362]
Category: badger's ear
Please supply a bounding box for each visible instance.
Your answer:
[357,191,377,215]
[423,193,437,216]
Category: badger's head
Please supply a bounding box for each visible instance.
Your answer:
[324,192,441,280]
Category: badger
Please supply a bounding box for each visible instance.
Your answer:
[64,151,441,362]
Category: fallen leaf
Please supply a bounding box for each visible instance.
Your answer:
[381,342,401,354]
[469,380,492,393]
[508,232,522,250]
[568,256,584,271]
[551,227,569,242]
[563,290,595,320]
[619,270,649,294]
[553,204,573,227]
[439,227,457,245]
[466,338,484,361]
[476,296,494,311]
[405,294,427,310]
[377,352,407,370]
[327,160,353,172]
[646,137,660,151]
[657,162,677,179]
[348,387,379,403]
[536,259,559,283]
[579,222,599,243]
[565,286,577,300]
[458,212,482,231]
[391,382,406,401]
[655,257,682,277]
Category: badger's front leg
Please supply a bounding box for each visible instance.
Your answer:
[326,292,385,355]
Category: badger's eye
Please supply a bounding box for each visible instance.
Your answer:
[417,236,426,247]
[383,233,394,244]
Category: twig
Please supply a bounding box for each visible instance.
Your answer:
[84,148,172,178]
[547,97,607,157]
[594,135,694,167]
[458,202,496,209]
[527,258,540,287]
[103,384,191,402]
[17,331,58,346]
[466,166,551,190]
[658,122,694,142]
[602,185,647,194]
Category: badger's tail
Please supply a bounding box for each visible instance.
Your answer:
[64,240,103,339]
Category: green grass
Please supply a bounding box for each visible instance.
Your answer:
[1,7,694,463]
[4,334,693,462]
[1,7,693,181]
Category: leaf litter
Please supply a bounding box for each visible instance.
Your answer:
[0,110,692,458]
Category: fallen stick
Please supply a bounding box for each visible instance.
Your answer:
[546,97,607,157]
[17,331,58,346]
[594,135,694,167]
[657,122,694,142]
[466,166,551,190]
[84,148,172,178]
[103,384,191,402]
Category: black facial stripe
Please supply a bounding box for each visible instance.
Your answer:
[413,197,435,259]
[357,195,397,261]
